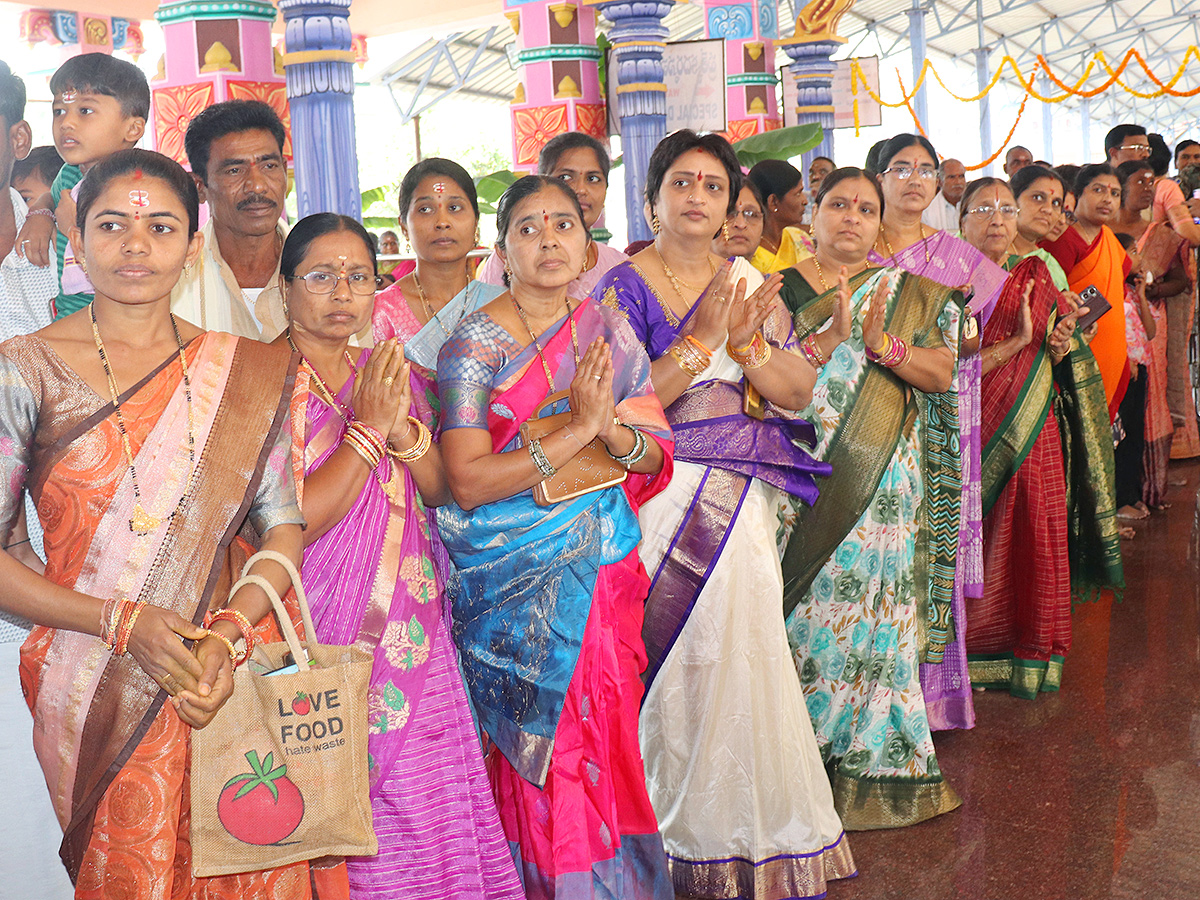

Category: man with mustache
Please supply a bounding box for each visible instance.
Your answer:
[172,100,290,339]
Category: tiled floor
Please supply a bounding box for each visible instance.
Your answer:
[830,459,1200,900]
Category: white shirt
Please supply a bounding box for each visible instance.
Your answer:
[0,188,57,343]
[922,192,961,233]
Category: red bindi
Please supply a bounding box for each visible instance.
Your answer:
[543,210,550,224]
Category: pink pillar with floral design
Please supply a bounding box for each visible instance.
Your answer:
[704,0,782,142]
[506,0,607,174]
[150,0,291,170]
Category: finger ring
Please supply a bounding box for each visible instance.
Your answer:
[383,376,395,387]
[161,674,178,695]
[20,240,29,247]
[593,374,602,380]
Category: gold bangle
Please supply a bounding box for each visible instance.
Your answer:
[203,628,239,663]
[388,417,432,463]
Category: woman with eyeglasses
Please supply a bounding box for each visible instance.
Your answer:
[712,181,765,260]
[276,214,525,899]
[776,166,965,829]
[956,177,1078,698]
[867,134,1008,735]
[1041,164,1131,421]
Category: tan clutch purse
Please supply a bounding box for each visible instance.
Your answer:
[519,390,628,505]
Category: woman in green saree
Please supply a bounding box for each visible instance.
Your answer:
[778,168,963,830]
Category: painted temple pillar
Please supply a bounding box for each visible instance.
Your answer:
[778,0,854,170]
[151,0,290,172]
[20,9,146,63]
[588,0,674,243]
[278,0,361,219]
[505,0,607,176]
[703,0,782,142]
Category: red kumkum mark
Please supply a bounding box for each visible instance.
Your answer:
[433,182,446,193]
[129,190,150,208]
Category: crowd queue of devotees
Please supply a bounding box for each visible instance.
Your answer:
[0,50,1197,900]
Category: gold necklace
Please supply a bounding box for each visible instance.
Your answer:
[881,223,931,264]
[287,331,398,501]
[655,245,717,301]
[412,267,469,338]
[91,303,195,535]
[813,255,868,291]
[812,255,830,291]
[511,295,579,394]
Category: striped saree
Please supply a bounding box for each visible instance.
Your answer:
[967,257,1072,697]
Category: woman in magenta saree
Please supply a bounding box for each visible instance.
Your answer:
[438,177,674,898]
[867,135,1007,731]
[276,215,523,899]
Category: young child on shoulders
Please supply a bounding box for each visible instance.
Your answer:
[15,52,148,319]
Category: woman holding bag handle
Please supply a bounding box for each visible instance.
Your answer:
[0,149,347,896]
[274,213,524,900]
[438,175,674,898]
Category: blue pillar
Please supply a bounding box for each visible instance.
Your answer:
[906,0,929,130]
[589,0,675,243]
[778,38,837,170]
[278,0,361,219]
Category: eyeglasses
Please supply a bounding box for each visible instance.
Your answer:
[966,204,1020,219]
[728,208,762,223]
[288,271,381,295]
[882,165,938,180]
[1118,143,1151,156]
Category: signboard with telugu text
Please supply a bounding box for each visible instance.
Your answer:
[664,39,726,133]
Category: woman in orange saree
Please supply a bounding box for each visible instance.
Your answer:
[0,150,346,898]
[1041,164,1132,420]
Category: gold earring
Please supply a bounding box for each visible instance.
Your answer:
[721,221,731,240]
[651,214,661,235]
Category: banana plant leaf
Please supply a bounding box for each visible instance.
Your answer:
[732,123,824,167]
[475,169,519,214]
[608,123,824,171]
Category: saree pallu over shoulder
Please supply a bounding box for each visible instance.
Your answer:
[14,334,297,881]
[979,258,1060,515]
[438,300,672,788]
[1065,226,1131,417]
[1053,338,1125,601]
[782,269,965,663]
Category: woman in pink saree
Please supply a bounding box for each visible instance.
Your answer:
[274,213,524,899]
[438,176,674,898]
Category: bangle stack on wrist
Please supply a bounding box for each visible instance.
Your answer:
[344,421,387,469]
[727,332,772,369]
[208,607,258,666]
[800,334,829,369]
[387,416,432,464]
[100,598,148,656]
[670,335,712,378]
[26,208,54,220]
[529,438,557,477]
[607,424,648,469]
[866,332,910,368]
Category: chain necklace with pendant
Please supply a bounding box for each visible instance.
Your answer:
[880,223,932,265]
[91,303,195,535]
[511,295,579,394]
[412,267,469,339]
